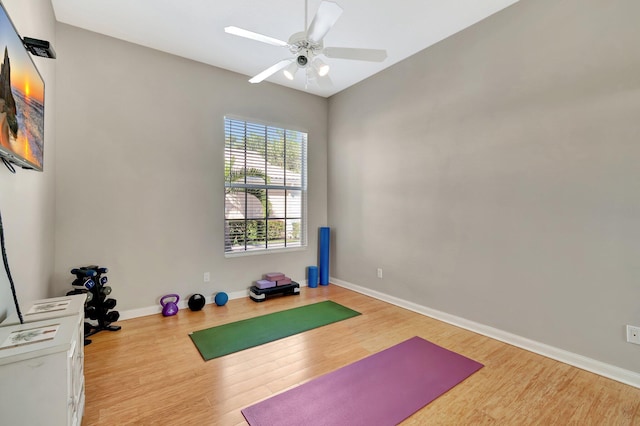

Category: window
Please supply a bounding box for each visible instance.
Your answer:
[224,117,307,254]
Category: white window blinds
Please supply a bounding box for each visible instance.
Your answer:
[224,117,308,254]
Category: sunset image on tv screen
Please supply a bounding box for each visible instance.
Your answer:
[0,6,45,170]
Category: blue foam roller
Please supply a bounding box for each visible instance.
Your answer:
[308,266,318,288]
[319,227,330,285]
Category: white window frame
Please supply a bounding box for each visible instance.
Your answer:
[224,116,308,256]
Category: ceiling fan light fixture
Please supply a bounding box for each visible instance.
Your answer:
[283,61,298,80]
[314,57,330,77]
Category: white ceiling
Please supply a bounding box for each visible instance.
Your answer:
[50,0,520,97]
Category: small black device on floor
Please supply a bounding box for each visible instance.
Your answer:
[66,265,120,344]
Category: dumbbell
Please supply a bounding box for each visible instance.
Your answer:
[72,277,96,290]
[85,306,98,320]
[101,286,112,296]
[103,298,117,310]
[106,311,120,323]
[71,268,97,278]
[100,276,108,286]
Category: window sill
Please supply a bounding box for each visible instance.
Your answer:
[224,246,307,258]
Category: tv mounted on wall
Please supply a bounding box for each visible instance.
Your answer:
[0,1,45,171]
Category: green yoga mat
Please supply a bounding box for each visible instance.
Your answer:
[190,300,361,361]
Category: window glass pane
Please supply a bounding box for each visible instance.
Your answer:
[225,220,271,252]
[286,189,302,218]
[267,129,285,185]
[286,219,302,247]
[226,120,246,184]
[244,190,266,219]
[245,220,266,250]
[285,130,303,187]
[268,188,286,219]
[225,220,246,252]
[268,219,286,249]
[225,191,245,220]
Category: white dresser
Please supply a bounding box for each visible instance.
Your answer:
[3,294,87,326]
[0,294,85,426]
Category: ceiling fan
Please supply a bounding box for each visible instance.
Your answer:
[224,0,387,88]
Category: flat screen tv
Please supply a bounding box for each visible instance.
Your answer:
[0,1,45,171]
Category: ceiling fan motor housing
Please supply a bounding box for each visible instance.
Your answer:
[288,31,322,68]
[296,54,309,67]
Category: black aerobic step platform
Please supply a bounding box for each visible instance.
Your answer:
[249,282,300,302]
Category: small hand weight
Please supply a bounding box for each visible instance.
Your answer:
[160,294,180,316]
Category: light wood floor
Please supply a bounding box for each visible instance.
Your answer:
[82,285,640,425]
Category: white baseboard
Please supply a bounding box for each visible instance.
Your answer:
[330,277,640,389]
[118,289,251,321]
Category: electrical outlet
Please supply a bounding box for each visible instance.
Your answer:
[377,268,383,279]
[626,325,640,345]
[204,272,210,283]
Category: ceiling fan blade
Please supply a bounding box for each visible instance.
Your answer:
[249,59,295,84]
[224,26,288,47]
[323,47,387,62]
[307,1,343,43]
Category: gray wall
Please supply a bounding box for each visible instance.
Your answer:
[0,0,56,321]
[54,24,328,311]
[328,0,640,372]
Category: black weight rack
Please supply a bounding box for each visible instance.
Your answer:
[67,265,120,345]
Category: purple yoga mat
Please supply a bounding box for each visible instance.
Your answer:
[242,336,483,426]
